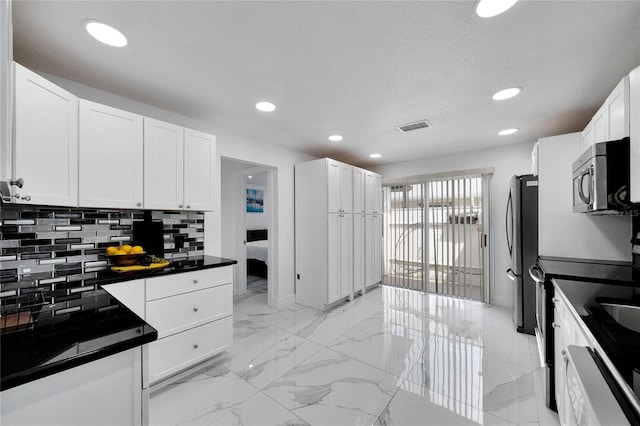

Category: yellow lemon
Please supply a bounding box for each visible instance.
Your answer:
[106,246,119,255]
[120,244,133,254]
[114,249,128,255]
[131,245,144,254]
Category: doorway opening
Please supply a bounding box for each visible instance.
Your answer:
[382,172,491,302]
[220,157,277,306]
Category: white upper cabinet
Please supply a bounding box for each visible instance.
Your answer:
[144,118,185,210]
[13,63,78,206]
[580,75,630,153]
[79,100,143,209]
[327,159,353,214]
[365,171,382,214]
[183,128,216,211]
[630,65,640,203]
[353,168,366,214]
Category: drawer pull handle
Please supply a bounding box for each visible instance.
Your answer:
[193,279,198,284]
[193,344,198,349]
[552,322,560,328]
[193,307,199,312]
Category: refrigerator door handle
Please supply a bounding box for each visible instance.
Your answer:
[505,191,513,257]
[506,268,517,281]
[529,265,544,285]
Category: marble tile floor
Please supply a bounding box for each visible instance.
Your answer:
[149,285,561,426]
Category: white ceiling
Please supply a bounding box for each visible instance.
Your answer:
[12,1,640,167]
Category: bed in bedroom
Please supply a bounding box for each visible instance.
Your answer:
[246,229,268,278]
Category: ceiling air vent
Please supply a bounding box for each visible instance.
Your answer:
[396,119,432,133]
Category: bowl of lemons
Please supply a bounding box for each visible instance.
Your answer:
[106,244,146,266]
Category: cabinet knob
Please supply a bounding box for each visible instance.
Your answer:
[23,195,31,201]
[193,307,199,312]
[552,297,558,304]
[552,322,560,328]
[179,204,183,208]
[193,279,198,284]
[187,205,191,209]
[561,349,567,361]
[10,178,24,188]
[193,344,199,349]
[136,202,142,207]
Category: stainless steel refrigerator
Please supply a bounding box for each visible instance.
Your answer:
[506,174,538,335]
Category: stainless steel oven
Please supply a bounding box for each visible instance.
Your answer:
[529,264,555,409]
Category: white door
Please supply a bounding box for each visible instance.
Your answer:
[144,118,184,210]
[339,213,353,298]
[364,172,375,214]
[13,63,78,206]
[327,213,341,303]
[365,214,375,287]
[373,174,383,214]
[327,160,341,213]
[183,128,216,211]
[79,100,143,209]
[339,163,353,213]
[353,213,365,294]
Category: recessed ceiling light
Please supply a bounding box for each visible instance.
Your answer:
[498,128,518,136]
[84,20,128,47]
[248,176,253,179]
[328,135,343,142]
[369,153,382,159]
[492,87,522,101]
[476,0,518,18]
[255,101,276,112]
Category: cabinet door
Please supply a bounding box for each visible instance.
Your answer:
[353,168,366,214]
[373,174,383,214]
[365,215,375,286]
[373,214,382,283]
[144,118,184,210]
[353,214,365,293]
[339,163,353,213]
[327,213,341,303]
[364,172,375,214]
[13,63,78,206]
[606,76,630,141]
[339,214,353,299]
[183,128,216,211]
[630,66,640,203]
[79,100,143,209]
[580,122,594,153]
[553,312,567,426]
[593,108,607,144]
[327,160,341,213]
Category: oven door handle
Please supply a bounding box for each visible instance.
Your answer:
[529,265,544,285]
[506,268,517,281]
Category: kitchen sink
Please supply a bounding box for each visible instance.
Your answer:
[597,300,640,334]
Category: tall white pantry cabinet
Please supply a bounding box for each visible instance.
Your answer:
[295,158,383,311]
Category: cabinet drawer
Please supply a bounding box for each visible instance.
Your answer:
[148,316,232,384]
[146,267,232,301]
[146,284,232,338]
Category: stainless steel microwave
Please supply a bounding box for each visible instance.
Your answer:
[572,137,630,213]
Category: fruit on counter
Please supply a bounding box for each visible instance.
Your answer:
[114,249,128,255]
[131,245,144,254]
[120,244,133,254]
[106,244,145,255]
[140,254,168,266]
[106,246,119,255]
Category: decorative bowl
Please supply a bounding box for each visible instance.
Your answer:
[108,252,147,266]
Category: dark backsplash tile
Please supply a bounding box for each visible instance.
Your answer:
[0,206,205,301]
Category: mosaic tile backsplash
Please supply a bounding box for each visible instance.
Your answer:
[0,205,204,316]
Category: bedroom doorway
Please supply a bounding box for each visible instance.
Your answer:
[220,158,276,306]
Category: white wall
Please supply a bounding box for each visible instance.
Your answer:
[372,141,536,308]
[0,1,12,181]
[38,71,315,308]
[538,132,632,261]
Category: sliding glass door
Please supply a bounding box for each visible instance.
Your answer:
[382,174,489,301]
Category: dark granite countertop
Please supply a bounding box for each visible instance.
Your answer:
[0,255,237,391]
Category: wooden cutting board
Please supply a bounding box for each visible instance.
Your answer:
[111,261,170,273]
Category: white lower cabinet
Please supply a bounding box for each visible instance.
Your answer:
[365,214,383,287]
[0,347,144,426]
[353,213,366,294]
[144,267,233,385]
[148,316,232,384]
